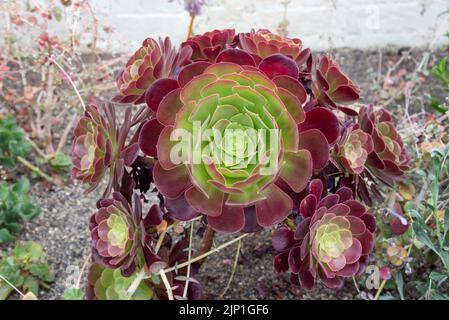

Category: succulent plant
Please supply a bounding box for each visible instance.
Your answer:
[272,179,376,290]
[312,55,360,115]
[90,191,167,276]
[335,126,374,175]
[113,37,192,104]
[238,29,311,75]
[86,263,154,300]
[71,104,139,195]
[181,29,236,62]
[139,54,334,233]
[358,105,410,186]
[70,28,414,299]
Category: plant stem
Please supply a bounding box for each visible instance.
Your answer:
[48,57,86,111]
[56,112,77,154]
[182,221,195,298]
[374,279,387,300]
[187,15,195,39]
[17,156,58,185]
[125,269,146,299]
[162,233,248,274]
[352,276,360,294]
[0,273,24,298]
[25,136,49,160]
[159,269,174,300]
[194,226,215,268]
[218,238,242,299]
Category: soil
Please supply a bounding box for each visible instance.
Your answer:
[2,47,448,300]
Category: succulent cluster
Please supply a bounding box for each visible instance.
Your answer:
[272,180,375,290]
[72,28,410,298]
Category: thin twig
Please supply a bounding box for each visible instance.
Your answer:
[75,254,91,289]
[162,233,248,274]
[160,269,174,300]
[155,227,169,254]
[17,156,59,185]
[187,15,195,39]
[125,269,146,299]
[194,226,215,268]
[374,279,387,300]
[0,273,25,297]
[56,112,78,154]
[182,221,195,298]
[25,136,49,160]
[352,276,361,295]
[48,57,86,111]
[218,238,242,299]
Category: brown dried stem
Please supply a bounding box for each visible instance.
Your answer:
[194,226,216,267]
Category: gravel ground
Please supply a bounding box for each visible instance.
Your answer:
[2,47,448,300]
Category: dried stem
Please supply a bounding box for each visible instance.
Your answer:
[125,269,147,299]
[218,238,242,299]
[162,233,248,274]
[159,270,174,300]
[48,57,86,111]
[187,15,195,39]
[182,221,195,298]
[25,136,49,160]
[194,226,216,268]
[0,273,25,298]
[17,156,59,186]
[56,112,78,154]
[374,279,387,300]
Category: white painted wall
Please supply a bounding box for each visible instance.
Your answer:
[3,0,449,52]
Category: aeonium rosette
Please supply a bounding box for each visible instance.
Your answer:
[71,104,139,195]
[334,126,374,175]
[90,191,168,276]
[272,179,376,290]
[139,49,336,233]
[359,105,410,185]
[181,29,236,62]
[340,106,410,204]
[312,55,360,115]
[238,29,312,75]
[86,263,154,300]
[113,37,192,104]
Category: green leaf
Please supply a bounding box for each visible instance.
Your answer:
[394,271,404,300]
[0,116,31,167]
[431,291,449,300]
[429,271,448,287]
[12,177,30,194]
[28,242,44,262]
[14,241,44,264]
[22,276,39,296]
[429,96,448,114]
[63,287,84,300]
[0,178,40,235]
[413,221,437,252]
[0,283,14,300]
[0,229,15,244]
[28,263,54,282]
[50,152,72,171]
[444,208,449,239]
